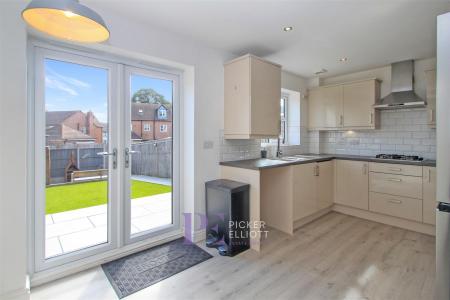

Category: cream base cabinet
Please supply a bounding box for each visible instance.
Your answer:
[293,163,317,221]
[423,166,437,225]
[308,85,343,129]
[335,160,369,210]
[343,79,380,129]
[317,161,334,210]
[224,54,281,139]
[293,161,334,221]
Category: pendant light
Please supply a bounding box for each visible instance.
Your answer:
[22,0,109,43]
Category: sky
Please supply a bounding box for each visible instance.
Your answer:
[45,59,173,123]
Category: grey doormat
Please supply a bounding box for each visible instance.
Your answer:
[102,238,213,298]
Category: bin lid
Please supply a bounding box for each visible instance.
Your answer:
[205,179,249,192]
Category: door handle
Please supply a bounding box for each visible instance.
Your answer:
[97,148,117,169]
[125,148,140,168]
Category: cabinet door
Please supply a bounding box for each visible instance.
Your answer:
[308,88,325,129]
[317,161,334,210]
[250,57,281,137]
[425,70,436,127]
[322,86,344,128]
[423,166,437,225]
[335,160,369,210]
[343,80,377,128]
[293,164,317,220]
[308,86,343,129]
[224,57,251,137]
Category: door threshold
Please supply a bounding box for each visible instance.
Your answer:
[31,229,183,288]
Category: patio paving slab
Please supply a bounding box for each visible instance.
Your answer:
[46,218,94,239]
[45,237,62,258]
[45,192,172,258]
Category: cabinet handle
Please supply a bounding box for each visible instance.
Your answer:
[340,115,343,126]
[317,165,320,176]
[363,164,368,175]
[388,199,402,204]
[389,168,402,172]
[429,109,434,123]
[313,165,319,176]
[428,169,432,183]
[370,112,374,124]
[387,178,402,182]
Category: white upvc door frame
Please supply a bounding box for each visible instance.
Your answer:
[30,43,182,275]
[123,66,181,245]
[33,47,121,272]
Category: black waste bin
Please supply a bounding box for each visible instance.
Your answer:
[205,179,250,256]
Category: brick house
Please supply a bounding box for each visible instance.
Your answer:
[46,111,104,146]
[131,103,172,141]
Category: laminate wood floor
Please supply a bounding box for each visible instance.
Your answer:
[31,212,435,300]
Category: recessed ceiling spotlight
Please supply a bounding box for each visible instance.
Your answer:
[283,26,293,32]
[314,68,328,76]
[339,57,349,62]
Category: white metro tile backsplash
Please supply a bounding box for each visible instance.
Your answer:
[219,128,310,162]
[308,108,436,159]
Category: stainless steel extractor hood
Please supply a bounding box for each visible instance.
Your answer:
[373,60,426,109]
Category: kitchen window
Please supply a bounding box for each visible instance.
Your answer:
[262,95,289,145]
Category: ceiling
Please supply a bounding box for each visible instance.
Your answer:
[86,0,450,78]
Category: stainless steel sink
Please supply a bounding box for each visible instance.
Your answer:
[271,156,313,162]
[292,155,321,159]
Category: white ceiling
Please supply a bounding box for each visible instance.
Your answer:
[86,0,450,78]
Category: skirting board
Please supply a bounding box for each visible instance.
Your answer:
[333,204,436,236]
[294,207,333,230]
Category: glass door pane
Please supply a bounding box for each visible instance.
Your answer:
[126,69,174,238]
[43,58,110,258]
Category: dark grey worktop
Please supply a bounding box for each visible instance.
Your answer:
[219,154,436,170]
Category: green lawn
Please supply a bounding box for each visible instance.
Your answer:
[46,180,171,214]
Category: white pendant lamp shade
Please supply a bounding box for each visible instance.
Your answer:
[22,0,109,43]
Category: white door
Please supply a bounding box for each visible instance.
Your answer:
[32,46,180,272]
[123,66,180,244]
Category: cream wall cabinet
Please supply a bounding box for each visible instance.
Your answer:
[308,86,343,129]
[343,80,380,128]
[224,54,281,139]
[308,79,380,130]
[423,166,436,225]
[335,160,369,210]
[425,69,436,128]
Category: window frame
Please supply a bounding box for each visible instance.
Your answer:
[160,124,168,132]
[261,93,289,146]
[143,123,151,132]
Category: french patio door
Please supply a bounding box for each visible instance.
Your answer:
[33,46,179,272]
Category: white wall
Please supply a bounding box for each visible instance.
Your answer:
[1,0,237,292]
[0,1,29,299]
